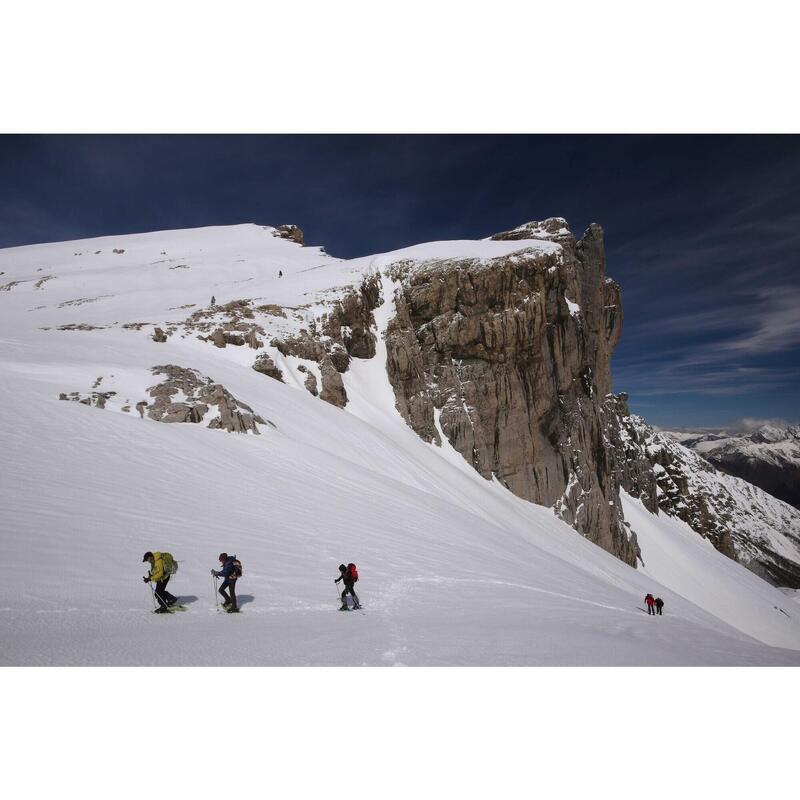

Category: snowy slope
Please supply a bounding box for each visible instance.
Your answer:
[2,224,799,665]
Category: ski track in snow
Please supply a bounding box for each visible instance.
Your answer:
[1,224,800,665]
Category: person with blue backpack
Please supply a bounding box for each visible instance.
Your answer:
[212,553,242,613]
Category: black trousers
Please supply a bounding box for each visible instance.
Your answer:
[155,577,177,609]
[219,578,237,608]
[341,582,359,607]
[647,604,655,615]
[656,605,663,615]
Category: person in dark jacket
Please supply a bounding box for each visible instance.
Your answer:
[143,551,178,613]
[212,553,239,612]
[644,593,656,615]
[335,563,360,610]
[655,597,664,615]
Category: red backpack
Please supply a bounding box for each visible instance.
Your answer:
[347,563,358,582]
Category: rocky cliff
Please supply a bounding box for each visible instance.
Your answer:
[383,218,640,566]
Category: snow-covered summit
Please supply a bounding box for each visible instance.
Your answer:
[489,216,574,243]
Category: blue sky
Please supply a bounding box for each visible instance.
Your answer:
[1,134,797,429]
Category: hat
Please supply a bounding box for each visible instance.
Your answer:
[142,551,153,562]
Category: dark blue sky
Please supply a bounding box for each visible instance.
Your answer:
[1,135,798,429]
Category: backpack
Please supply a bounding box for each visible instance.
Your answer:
[347,563,358,582]
[232,558,243,578]
[162,552,178,576]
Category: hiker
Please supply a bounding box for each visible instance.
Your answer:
[655,597,664,616]
[335,563,360,610]
[211,295,216,306]
[212,553,240,612]
[645,593,656,615]
[143,551,178,613]
[278,270,283,278]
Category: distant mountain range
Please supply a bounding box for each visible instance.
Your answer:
[665,425,800,511]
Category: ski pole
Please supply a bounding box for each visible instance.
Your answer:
[146,579,156,610]
[212,572,219,609]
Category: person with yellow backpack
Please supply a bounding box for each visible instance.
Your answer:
[142,551,179,613]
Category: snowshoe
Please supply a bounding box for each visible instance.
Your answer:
[154,606,171,614]
[339,604,350,611]
[226,606,240,613]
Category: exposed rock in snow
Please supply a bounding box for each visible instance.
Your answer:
[491,216,573,244]
[252,352,284,383]
[319,356,347,408]
[147,365,266,433]
[272,224,305,245]
[296,364,318,396]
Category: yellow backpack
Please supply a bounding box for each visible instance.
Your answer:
[161,552,178,576]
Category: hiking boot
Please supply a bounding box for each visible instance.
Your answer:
[353,604,361,610]
[154,606,171,614]
[227,606,239,613]
[339,604,349,611]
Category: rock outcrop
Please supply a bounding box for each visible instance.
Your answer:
[252,353,284,382]
[322,274,382,360]
[296,365,318,396]
[272,224,305,245]
[319,357,347,408]
[383,219,639,565]
[269,275,382,409]
[144,365,268,434]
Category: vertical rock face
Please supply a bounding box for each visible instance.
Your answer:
[384,219,640,565]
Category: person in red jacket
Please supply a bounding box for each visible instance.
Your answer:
[645,593,656,615]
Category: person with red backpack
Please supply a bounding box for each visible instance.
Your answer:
[644,593,656,615]
[335,563,360,610]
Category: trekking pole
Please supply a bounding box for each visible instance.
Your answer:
[213,573,219,610]
[147,580,156,610]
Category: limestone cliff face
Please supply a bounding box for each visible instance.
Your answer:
[384,219,640,565]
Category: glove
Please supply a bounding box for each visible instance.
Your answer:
[211,569,218,577]
[143,576,150,583]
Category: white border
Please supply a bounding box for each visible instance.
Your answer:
[2,2,798,797]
